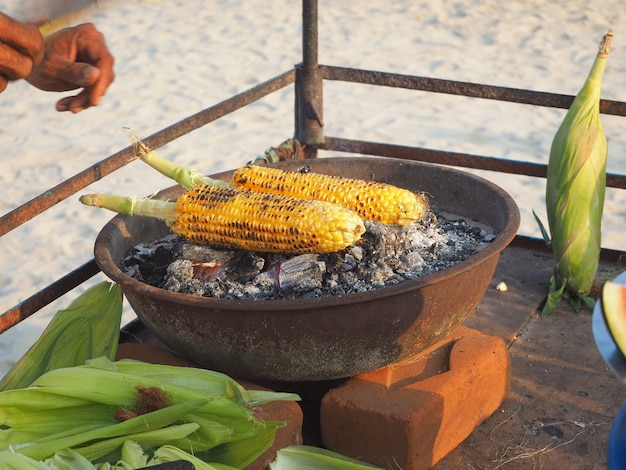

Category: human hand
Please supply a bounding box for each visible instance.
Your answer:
[0,13,44,93]
[26,23,115,113]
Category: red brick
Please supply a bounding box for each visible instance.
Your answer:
[320,326,510,469]
[116,342,303,470]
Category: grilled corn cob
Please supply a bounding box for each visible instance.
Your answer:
[539,30,612,315]
[231,164,428,226]
[80,186,365,254]
[131,136,427,226]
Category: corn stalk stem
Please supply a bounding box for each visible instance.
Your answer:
[131,136,230,190]
[79,194,176,225]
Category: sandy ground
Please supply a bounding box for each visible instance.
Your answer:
[1,0,626,378]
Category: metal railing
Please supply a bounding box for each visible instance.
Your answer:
[1,0,625,335]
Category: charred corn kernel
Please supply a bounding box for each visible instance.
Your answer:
[539,30,612,316]
[80,186,365,254]
[231,164,428,226]
[174,186,365,253]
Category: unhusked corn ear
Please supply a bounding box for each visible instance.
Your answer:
[0,282,122,392]
[173,186,365,254]
[231,164,428,226]
[539,30,612,316]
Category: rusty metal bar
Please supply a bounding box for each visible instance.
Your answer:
[295,0,323,158]
[321,136,626,189]
[0,147,136,238]
[321,65,626,115]
[0,260,100,335]
[140,69,295,150]
[0,70,295,238]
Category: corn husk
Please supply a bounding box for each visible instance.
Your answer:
[269,445,384,469]
[0,357,300,467]
[538,30,612,316]
[0,282,123,391]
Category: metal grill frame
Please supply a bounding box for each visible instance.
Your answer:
[1,0,625,334]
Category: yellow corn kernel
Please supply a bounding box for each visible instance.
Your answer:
[173,186,365,254]
[231,165,428,226]
[81,187,365,255]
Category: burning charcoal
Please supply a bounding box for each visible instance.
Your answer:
[187,279,206,296]
[130,234,178,261]
[362,221,407,257]
[162,276,183,292]
[278,254,325,293]
[181,243,234,264]
[223,251,265,283]
[192,262,224,282]
[136,261,167,284]
[363,262,395,286]
[361,221,387,255]
[322,252,346,274]
[235,284,264,299]
[163,259,195,292]
[484,232,497,242]
[205,280,226,298]
[397,252,426,279]
[166,259,194,283]
[341,253,359,272]
[178,243,236,282]
[347,245,364,262]
[253,270,279,293]
[119,204,499,301]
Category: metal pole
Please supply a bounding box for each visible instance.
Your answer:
[295,0,323,158]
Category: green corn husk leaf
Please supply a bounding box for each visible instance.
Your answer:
[0,424,110,452]
[268,445,384,469]
[110,359,250,405]
[246,390,301,407]
[543,30,612,316]
[172,413,233,451]
[43,448,98,470]
[30,359,254,422]
[113,359,299,407]
[197,422,280,469]
[73,423,200,462]
[0,282,123,392]
[0,388,92,411]
[0,402,116,436]
[0,389,111,447]
[148,445,238,470]
[12,399,207,461]
[0,449,53,470]
[118,440,147,469]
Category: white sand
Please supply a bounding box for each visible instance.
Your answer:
[1,0,625,376]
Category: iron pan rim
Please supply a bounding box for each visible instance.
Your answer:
[94,157,520,312]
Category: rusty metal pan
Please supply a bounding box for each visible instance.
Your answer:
[94,157,520,382]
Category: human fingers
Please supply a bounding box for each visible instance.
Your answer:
[30,22,115,109]
[55,91,90,113]
[73,23,115,104]
[0,13,44,81]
